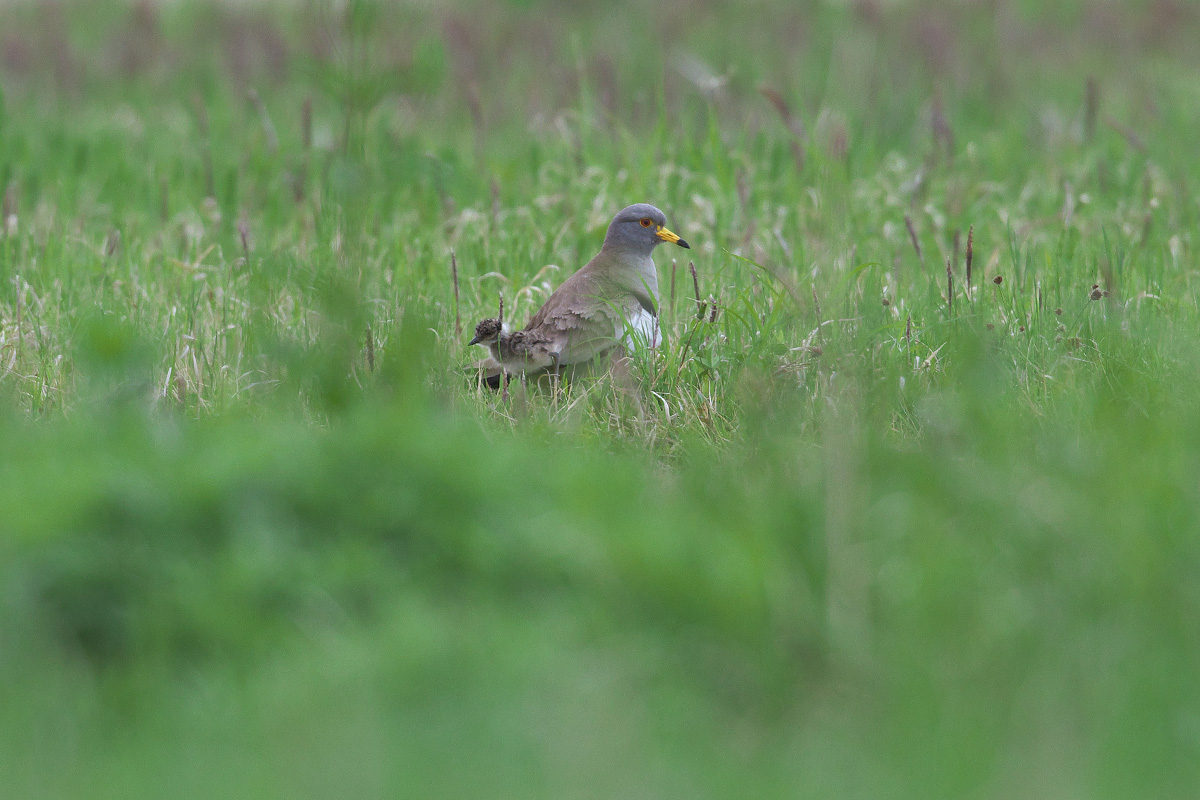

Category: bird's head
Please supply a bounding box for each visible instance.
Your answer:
[602,203,690,256]
[468,317,503,347]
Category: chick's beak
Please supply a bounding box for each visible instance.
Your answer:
[467,334,482,346]
[656,225,690,249]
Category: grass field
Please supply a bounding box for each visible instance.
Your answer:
[3,0,1200,797]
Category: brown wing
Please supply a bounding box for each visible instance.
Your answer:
[523,267,626,366]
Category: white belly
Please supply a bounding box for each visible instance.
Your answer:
[620,307,662,350]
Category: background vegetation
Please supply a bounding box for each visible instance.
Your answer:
[2,0,1200,796]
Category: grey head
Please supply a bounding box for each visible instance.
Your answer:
[468,317,503,347]
[601,203,690,256]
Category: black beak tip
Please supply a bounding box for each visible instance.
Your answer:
[467,336,481,346]
[677,238,691,249]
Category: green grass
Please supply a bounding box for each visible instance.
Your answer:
[3,0,1200,797]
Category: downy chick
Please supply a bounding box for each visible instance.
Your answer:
[468,318,559,376]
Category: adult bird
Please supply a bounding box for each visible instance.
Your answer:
[472,203,690,387]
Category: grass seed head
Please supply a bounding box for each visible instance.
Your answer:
[965,225,974,275]
[946,257,953,313]
[904,214,923,265]
[690,262,704,320]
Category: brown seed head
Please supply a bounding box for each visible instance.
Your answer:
[904,215,923,264]
[993,275,1003,285]
[1090,288,1103,301]
[965,226,974,286]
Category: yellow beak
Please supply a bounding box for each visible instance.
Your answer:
[656,225,690,249]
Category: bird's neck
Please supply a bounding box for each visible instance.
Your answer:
[596,245,660,298]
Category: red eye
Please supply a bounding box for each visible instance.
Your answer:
[639,218,653,228]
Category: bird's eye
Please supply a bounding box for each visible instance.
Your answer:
[639,218,653,228]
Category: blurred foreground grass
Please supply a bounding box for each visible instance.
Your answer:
[5,328,1200,798]
[2,0,1200,797]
